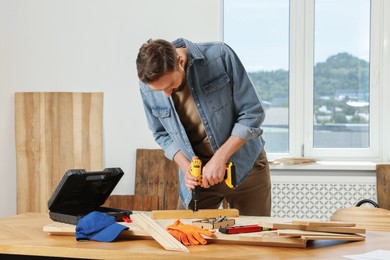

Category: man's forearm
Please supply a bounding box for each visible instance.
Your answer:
[214,135,247,163]
[173,150,191,172]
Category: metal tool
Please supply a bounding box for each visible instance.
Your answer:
[192,215,235,229]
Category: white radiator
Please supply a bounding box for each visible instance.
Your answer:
[270,172,377,220]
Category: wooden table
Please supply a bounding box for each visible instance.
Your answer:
[1,213,390,259]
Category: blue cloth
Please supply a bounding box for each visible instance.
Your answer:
[75,211,129,242]
[139,38,265,208]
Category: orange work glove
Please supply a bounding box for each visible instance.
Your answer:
[167,229,191,246]
[166,219,214,245]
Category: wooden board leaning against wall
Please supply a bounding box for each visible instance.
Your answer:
[14,92,104,214]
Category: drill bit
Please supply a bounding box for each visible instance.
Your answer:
[192,186,200,212]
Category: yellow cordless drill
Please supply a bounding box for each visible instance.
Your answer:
[190,157,236,211]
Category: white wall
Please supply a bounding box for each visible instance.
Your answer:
[0,0,222,217]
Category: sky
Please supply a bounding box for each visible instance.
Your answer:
[223,0,370,72]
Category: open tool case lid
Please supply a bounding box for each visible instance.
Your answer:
[48,168,132,224]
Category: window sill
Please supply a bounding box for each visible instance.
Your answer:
[269,160,377,171]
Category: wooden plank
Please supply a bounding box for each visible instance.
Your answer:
[261,220,365,234]
[43,221,151,239]
[331,207,390,232]
[135,149,179,210]
[151,209,239,219]
[259,219,357,229]
[212,231,307,248]
[131,213,189,253]
[277,229,364,238]
[15,92,103,214]
[376,164,390,210]
[269,158,316,165]
[292,220,356,227]
[262,223,365,234]
[301,235,365,241]
[259,222,306,230]
[305,226,365,234]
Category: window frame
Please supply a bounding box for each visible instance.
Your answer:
[302,0,380,161]
[222,0,390,162]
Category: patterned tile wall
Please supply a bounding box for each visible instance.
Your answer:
[271,183,377,219]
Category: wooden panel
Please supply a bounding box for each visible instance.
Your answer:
[135,149,179,210]
[131,212,189,252]
[15,92,103,214]
[331,207,390,232]
[151,209,239,219]
[291,220,356,227]
[376,164,390,210]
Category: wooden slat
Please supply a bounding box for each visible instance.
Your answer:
[135,149,179,210]
[268,158,316,165]
[300,235,365,241]
[291,220,356,227]
[305,226,365,234]
[259,219,365,234]
[277,229,364,238]
[376,164,390,210]
[258,222,305,230]
[15,92,103,214]
[131,212,189,252]
[212,231,307,248]
[43,221,151,239]
[331,207,390,232]
[151,209,239,219]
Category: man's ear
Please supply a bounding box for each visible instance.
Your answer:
[177,55,185,69]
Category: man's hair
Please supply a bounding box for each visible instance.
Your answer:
[136,39,177,84]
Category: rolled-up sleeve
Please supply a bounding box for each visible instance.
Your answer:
[222,43,266,140]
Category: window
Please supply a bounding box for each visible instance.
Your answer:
[223,0,388,161]
[224,0,290,153]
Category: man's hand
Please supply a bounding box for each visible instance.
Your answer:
[173,151,197,190]
[201,135,247,188]
[201,157,227,188]
[166,220,214,245]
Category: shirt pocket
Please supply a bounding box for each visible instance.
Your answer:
[201,71,232,112]
[151,107,178,134]
[152,107,170,118]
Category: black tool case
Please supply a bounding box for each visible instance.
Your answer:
[48,168,132,225]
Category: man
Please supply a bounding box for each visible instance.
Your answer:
[136,38,271,216]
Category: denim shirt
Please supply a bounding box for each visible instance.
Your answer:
[139,38,265,208]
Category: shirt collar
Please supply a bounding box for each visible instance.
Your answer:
[172,38,204,62]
